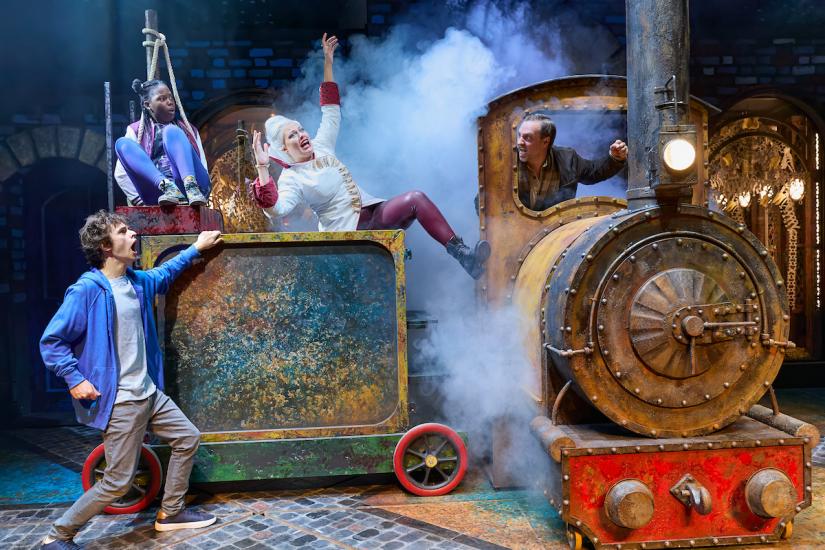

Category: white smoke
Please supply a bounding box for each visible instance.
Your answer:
[273,1,621,481]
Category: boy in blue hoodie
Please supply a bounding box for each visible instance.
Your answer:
[39,210,222,550]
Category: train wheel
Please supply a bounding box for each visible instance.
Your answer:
[781,520,793,540]
[393,423,467,496]
[566,526,584,550]
[81,443,163,514]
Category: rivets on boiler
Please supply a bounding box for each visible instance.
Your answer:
[722,253,729,260]
[652,243,659,250]
[629,255,636,262]
[760,249,768,256]
[723,382,730,388]
[739,271,746,278]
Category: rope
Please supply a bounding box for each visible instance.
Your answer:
[137,27,195,145]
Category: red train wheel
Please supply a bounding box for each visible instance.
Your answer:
[393,423,467,496]
[81,443,163,514]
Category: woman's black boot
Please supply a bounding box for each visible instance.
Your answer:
[445,236,491,279]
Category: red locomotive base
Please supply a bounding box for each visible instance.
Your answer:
[542,416,815,549]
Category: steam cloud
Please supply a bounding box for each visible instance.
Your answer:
[272,0,626,481]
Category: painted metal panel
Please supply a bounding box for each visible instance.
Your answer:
[140,231,409,442]
[117,205,224,235]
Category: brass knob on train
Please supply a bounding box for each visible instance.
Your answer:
[745,468,796,518]
[604,480,655,529]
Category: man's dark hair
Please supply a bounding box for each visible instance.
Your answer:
[79,210,128,268]
[522,113,557,147]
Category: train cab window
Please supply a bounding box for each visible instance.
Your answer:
[512,110,628,216]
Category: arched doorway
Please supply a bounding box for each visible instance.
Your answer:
[709,93,824,361]
[1,158,109,420]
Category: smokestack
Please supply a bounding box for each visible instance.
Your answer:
[625,0,692,209]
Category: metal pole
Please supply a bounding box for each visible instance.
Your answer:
[104,81,114,211]
[144,9,158,80]
[625,0,691,209]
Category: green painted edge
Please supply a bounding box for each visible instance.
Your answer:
[152,433,402,482]
[152,431,468,483]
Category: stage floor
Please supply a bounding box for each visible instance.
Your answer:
[2,389,824,549]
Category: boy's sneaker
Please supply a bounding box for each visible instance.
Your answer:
[154,508,216,531]
[41,539,81,549]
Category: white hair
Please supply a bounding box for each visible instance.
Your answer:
[264,115,300,164]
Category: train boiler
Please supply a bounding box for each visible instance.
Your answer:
[477,1,817,548]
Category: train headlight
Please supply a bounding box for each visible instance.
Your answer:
[662,138,696,172]
[655,125,698,193]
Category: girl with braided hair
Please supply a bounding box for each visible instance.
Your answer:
[251,34,490,279]
[114,79,211,206]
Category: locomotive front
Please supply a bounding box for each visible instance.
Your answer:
[538,202,789,438]
[477,1,817,547]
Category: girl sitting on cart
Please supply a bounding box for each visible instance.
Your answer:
[115,79,211,206]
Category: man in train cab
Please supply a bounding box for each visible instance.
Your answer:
[516,113,628,211]
[39,210,222,549]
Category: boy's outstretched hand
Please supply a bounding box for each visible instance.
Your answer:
[195,230,223,252]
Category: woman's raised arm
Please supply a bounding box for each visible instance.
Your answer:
[322,32,338,83]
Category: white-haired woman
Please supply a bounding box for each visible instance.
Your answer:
[250,34,489,279]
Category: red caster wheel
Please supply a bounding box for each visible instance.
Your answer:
[81,443,163,514]
[393,423,467,496]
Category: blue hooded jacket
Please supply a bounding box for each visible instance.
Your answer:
[39,245,200,430]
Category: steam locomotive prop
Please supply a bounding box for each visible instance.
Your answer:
[81,229,468,514]
[477,1,817,548]
[77,1,817,546]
